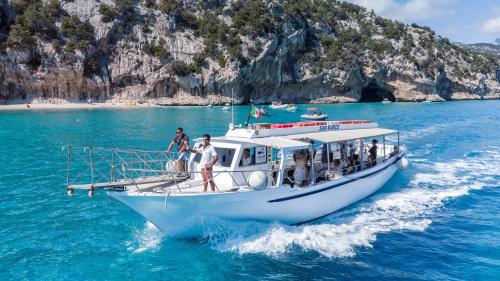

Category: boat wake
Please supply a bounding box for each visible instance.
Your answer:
[127,221,164,254]
[399,124,447,142]
[128,147,499,258]
[205,147,500,258]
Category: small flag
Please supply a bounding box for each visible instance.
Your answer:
[250,104,262,119]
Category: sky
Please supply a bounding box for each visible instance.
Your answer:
[343,0,500,44]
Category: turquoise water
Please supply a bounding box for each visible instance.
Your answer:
[0,101,499,280]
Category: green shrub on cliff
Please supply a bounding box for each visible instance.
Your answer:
[169,60,195,76]
[382,21,406,40]
[99,4,116,23]
[10,0,38,13]
[115,0,135,20]
[193,52,207,68]
[232,0,273,36]
[158,0,177,14]
[143,38,171,60]
[52,39,62,53]
[61,15,95,51]
[44,0,65,18]
[6,1,59,49]
[6,23,36,49]
[143,0,157,9]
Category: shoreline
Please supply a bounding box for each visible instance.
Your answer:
[0,102,162,111]
[0,99,497,111]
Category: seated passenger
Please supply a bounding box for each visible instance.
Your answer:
[327,159,343,180]
[364,155,373,169]
[283,169,295,186]
[293,151,308,187]
[353,154,361,171]
[342,157,353,175]
[240,148,253,166]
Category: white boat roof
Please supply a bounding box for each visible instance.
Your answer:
[198,120,397,150]
[209,136,310,149]
[282,128,398,143]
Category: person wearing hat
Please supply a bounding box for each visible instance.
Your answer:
[368,139,378,166]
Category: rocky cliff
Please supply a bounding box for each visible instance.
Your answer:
[0,0,499,104]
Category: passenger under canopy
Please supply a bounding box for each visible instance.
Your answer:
[282,128,398,143]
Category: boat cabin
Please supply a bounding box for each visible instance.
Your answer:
[187,120,400,191]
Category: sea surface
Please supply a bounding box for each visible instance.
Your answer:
[0,101,499,280]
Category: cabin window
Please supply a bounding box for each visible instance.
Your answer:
[191,145,235,168]
[214,147,235,167]
[239,146,268,167]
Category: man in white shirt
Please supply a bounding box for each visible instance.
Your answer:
[240,148,252,166]
[189,134,218,192]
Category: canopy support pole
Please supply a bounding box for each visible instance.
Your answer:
[310,145,315,185]
[383,135,386,162]
[326,143,331,171]
[276,148,286,186]
[360,139,364,170]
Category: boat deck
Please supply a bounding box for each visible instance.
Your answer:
[67,175,189,190]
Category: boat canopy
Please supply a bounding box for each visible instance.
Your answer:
[198,136,310,150]
[283,128,398,143]
[247,136,310,150]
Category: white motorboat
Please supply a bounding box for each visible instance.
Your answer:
[286,104,297,112]
[66,120,408,237]
[222,103,231,111]
[269,102,288,109]
[300,107,328,120]
[382,98,392,104]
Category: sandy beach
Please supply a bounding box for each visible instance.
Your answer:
[0,102,161,111]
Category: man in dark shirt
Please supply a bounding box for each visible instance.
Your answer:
[368,139,378,166]
[166,127,190,177]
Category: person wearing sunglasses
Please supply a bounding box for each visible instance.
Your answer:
[166,127,190,177]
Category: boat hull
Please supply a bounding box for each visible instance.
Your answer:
[300,114,328,120]
[109,155,402,237]
[269,104,288,109]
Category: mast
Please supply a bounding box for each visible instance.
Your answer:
[231,88,234,126]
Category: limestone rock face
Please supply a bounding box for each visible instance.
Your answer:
[0,0,499,104]
[0,57,109,101]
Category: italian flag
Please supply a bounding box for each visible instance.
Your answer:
[250,104,262,119]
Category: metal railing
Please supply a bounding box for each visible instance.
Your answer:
[152,169,276,193]
[65,145,400,195]
[65,146,178,191]
[64,146,276,195]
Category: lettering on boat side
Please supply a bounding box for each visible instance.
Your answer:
[319,123,340,132]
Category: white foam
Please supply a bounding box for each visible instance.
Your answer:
[210,148,500,258]
[399,124,447,142]
[127,221,163,254]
